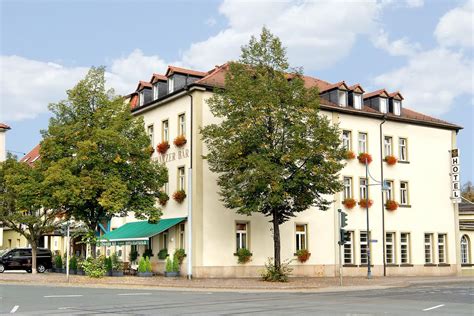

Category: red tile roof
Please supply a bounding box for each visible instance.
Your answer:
[389,91,404,100]
[348,84,365,93]
[136,81,152,91]
[20,144,41,166]
[150,73,167,84]
[0,123,11,130]
[363,89,389,99]
[166,66,207,77]
[319,81,349,93]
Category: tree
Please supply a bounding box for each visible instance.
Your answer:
[0,157,63,273]
[462,181,474,202]
[40,67,168,256]
[201,28,345,277]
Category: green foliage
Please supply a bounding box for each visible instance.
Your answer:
[165,257,173,272]
[172,257,180,272]
[105,257,113,272]
[145,257,152,272]
[173,248,186,265]
[260,258,293,282]
[143,248,154,259]
[129,250,138,262]
[39,67,168,251]
[110,252,122,271]
[54,255,63,269]
[201,28,345,270]
[69,256,78,270]
[81,256,107,278]
[138,257,146,273]
[157,248,168,260]
[236,248,252,264]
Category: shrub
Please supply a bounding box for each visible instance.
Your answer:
[69,256,78,270]
[296,249,311,263]
[385,200,398,211]
[342,198,356,209]
[81,257,107,278]
[158,191,170,206]
[145,145,154,156]
[385,155,397,165]
[165,257,173,272]
[145,257,152,273]
[236,248,252,264]
[345,150,356,160]
[105,257,113,272]
[260,258,293,282]
[173,248,186,265]
[143,248,153,259]
[129,250,138,263]
[173,190,186,203]
[138,257,146,273]
[357,153,372,164]
[111,252,122,271]
[172,258,180,272]
[157,141,170,154]
[359,199,373,208]
[54,255,62,269]
[173,135,187,147]
[157,248,168,260]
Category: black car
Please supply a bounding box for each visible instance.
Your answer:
[0,248,52,273]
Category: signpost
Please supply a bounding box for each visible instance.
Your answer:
[451,149,461,204]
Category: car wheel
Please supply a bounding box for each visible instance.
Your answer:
[0,264,4,273]
[27,269,32,273]
[37,264,46,273]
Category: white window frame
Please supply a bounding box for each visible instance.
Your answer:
[384,136,393,157]
[178,113,186,136]
[354,94,362,110]
[295,224,307,251]
[236,222,248,251]
[162,120,169,142]
[438,234,447,264]
[400,181,409,205]
[380,97,388,113]
[342,130,351,150]
[162,231,168,250]
[360,231,370,265]
[461,235,470,264]
[358,132,367,154]
[425,233,434,264]
[385,180,393,201]
[343,177,353,200]
[343,231,354,264]
[153,83,159,100]
[399,138,408,161]
[168,77,174,93]
[385,232,395,264]
[147,124,154,147]
[139,91,144,106]
[359,178,368,200]
[393,100,401,116]
[179,223,185,249]
[338,90,347,107]
[400,233,410,264]
[178,167,185,191]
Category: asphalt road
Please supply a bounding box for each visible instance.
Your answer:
[0,281,472,315]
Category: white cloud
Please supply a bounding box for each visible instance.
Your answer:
[380,0,424,8]
[405,0,424,8]
[181,0,380,71]
[372,29,421,56]
[205,17,217,27]
[0,50,169,122]
[435,0,474,48]
[373,48,473,115]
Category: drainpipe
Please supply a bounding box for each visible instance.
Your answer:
[379,115,387,276]
[186,86,193,280]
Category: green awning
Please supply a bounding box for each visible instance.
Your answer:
[98,217,186,246]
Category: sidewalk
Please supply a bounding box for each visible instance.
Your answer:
[1,272,472,292]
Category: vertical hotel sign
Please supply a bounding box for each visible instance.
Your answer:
[451,149,461,203]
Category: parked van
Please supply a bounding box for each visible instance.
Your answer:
[0,248,52,273]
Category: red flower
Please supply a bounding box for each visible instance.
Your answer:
[359,199,373,208]
[173,190,186,203]
[342,198,357,209]
[345,150,356,160]
[173,135,187,147]
[385,200,398,211]
[358,153,372,164]
[296,249,311,263]
[157,141,170,154]
[385,155,397,165]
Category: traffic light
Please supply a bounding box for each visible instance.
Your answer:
[338,210,350,245]
[340,211,348,228]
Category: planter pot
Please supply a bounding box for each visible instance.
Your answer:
[164,271,180,277]
[76,270,85,275]
[58,268,65,273]
[112,271,124,277]
[106,270,113,276]
[69,269,77,275]
[137,272,153,277]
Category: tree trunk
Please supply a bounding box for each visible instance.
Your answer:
[272,209,281,270]
[31,242,37,274]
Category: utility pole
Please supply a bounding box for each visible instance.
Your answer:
[66,221,70,282]
[338,209,349,286]
[365,159,372,279]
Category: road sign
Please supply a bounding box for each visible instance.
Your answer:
[369,239,378,243]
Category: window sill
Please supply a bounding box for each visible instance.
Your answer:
[358,264,374,267]
[343,264,358,268]
[233,252,253,256]
[424,263,437,267]
[438,263,450,267]
[398,204,411,208]
[400,264,414,267]
[461,263,474,267]
[398,160,410,164]
[386,264,399,267]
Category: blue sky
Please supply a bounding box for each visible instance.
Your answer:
[1,0,473,183]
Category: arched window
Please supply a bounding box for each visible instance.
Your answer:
[461,235,470,264]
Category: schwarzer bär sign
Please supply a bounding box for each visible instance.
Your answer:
[451,149,461,203]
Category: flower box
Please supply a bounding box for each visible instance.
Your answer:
[359,199,373,208]
[173,135,187,147]
[137,272,153,277]
[164,271,180,277]
[157,141,170,154]
[345,150,356,160]
[385,155,397,165]
[358,153,372,164]
[342,198,357,209]
[173,190,186,203]
[158,192,169,206]
[385,200,398,211]
[296,249,311,263]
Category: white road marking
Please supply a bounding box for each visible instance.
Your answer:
[10,305,19,314]
[423,304,445,311]
[117,293,152,296]
[44,295,83,298]
[58,307,72,310]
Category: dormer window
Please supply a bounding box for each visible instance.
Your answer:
[139,91,144,106]
[168,77,174,93]
[393,100,401,116]
[338,90,347,107]
[153,83,159,100]
[353,94,362,110]
[379,98,388,113]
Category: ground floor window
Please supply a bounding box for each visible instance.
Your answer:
[179,223,185,249]
[425,233,433,264]
[236,222,248,251]
[438,233,447,264]
[162,231,168,250]
[385,232,395,264]
[400,233,410,264]
[343,231,354,264]
[461,235,470,264]
[295,224,307,251]
[360,231,370,265]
